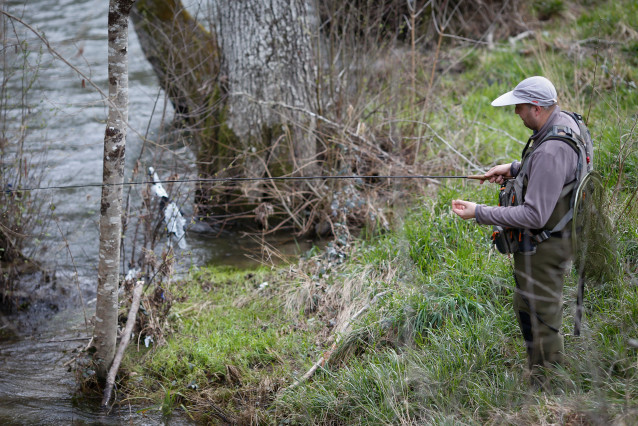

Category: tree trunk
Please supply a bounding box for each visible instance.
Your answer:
[94,0,134,381]
[132,0,322,230]
[213,0,320,179]
[131,0,220,120]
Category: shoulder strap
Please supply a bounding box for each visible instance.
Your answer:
[542,125,581,153]
[543,122,590,233]
[514,113,592,233]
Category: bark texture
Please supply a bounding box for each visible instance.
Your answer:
[94,0,134,380]
[213,0,319,178]
[132,0,321,229]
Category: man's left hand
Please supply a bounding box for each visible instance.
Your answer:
[451,200,476,220]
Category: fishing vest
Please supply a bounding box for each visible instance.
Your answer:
[492,112,594,255]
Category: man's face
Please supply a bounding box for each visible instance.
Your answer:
[514,103,539,130]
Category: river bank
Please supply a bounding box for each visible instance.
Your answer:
[119,185,638,424]
[2,0,637,423]
[1,0,274,421]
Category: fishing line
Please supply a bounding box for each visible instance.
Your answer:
[4,174,487,193]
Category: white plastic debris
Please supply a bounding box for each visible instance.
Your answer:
[144,335,154,348]
[164,201,187,249]
[148,167,187,249]
[148,167,169,199]
[125,268,140,282]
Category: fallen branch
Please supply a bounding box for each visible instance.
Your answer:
[101,280,144,408]
[281,290,390,393]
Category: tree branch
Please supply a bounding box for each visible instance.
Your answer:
[101,280,144,408]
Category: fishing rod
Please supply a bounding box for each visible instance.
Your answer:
[4,174,488,193]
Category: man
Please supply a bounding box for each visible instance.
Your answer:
[452,76,582,385]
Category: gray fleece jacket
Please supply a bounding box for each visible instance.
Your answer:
[475,106,579,229]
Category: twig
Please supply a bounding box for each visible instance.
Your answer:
[0,10,108,101]
[0,10,150,145]
[63,336,94,368]
[101,280,145,408]
[43,336,92,344]
[281,290,389,393]
[384,119,485,173]
[470,120,526,145]
[575,37,618,46]
[508,30,534,45]
[230,91,406,168]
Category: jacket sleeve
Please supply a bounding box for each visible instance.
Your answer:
[510,161,521,177]
[475,141,577,229]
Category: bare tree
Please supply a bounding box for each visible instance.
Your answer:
[94,0,135,380]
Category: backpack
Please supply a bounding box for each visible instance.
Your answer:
[491,111,597,256]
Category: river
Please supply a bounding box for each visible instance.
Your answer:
[0,0,305,423]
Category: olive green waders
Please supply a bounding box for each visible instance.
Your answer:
[513,234,572,376]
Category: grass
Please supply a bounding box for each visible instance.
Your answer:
[273,182,637,424]
[121,267,320,422]
[121,178,637,423]
[119,0,638,423]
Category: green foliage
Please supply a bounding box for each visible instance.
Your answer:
[277,180,636,423]
[124,266,318,419]
[577,0,638,38]
[533,0,566,20]
[621,41,638,66]
[405,186,494,276]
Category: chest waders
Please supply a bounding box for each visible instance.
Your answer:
[492,112,595,379]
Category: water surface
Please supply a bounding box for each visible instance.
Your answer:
[1,0,307,422]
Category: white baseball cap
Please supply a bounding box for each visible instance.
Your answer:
[491,76,558,107]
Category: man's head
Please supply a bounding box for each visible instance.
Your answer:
[492,76,557,131]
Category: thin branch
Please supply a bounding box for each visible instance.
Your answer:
[229,91,407,169]
[54,218,89,329]
[383,119,485,173]
[0,10,109,101]
[0,10,153,146]
[101,280,145,408]
[470,120,526,145]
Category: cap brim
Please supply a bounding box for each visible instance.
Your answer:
[491,91,528,107]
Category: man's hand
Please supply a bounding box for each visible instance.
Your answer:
[481,163,512,185]
[452,200,476,220]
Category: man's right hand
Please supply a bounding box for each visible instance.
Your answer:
[481,163,512,184]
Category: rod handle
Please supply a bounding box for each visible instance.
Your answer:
[466,175,488,181]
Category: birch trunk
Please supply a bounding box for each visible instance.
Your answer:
[94,0,134,380]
